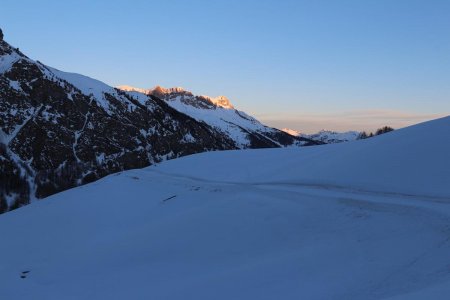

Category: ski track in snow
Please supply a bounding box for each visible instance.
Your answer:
[2,166,450,300]
[147,168,450,204]
[1,106,449,299]
[137,169,450,300]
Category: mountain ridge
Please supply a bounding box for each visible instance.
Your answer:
[117,85,317,148]
[118,85,234,109]
[0,31,318,212]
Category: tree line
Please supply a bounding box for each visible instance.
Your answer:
[358,126,394,139]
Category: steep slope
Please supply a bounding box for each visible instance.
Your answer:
[118,85,318,148]
[0,32,236,212]
[0,116,449,300]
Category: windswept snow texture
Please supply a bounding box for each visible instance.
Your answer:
[1,116,450,300]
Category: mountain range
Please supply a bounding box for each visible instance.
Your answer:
[282,128,361,144]
[0,30,317,212]
[118,85,317,148]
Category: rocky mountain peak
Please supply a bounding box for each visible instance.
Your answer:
[281,128,301,136]
[210,95,233,109]
[152,85,185,94]
[117,85,234,109]
[116,85,192,98]
[149,85,192,98]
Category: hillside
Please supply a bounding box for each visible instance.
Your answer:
[0,116,449,299]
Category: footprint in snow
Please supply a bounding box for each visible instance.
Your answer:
[20,270,30,279]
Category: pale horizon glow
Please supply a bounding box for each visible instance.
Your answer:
[117,82,448,132]
[257,109,447,134]
[1,0,449,132]
[119,83,448,133]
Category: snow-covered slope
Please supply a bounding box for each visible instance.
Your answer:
[1,116,449,299]
[155,116,450,198]
[118,85,317,148]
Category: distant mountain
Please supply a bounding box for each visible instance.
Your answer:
[281,128,301,137]
[303,130,360,144]
[282,128,360,144]
[0,30,318,212]
[118,85,318,148]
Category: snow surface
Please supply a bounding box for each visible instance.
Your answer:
[158,116,450,198]
[47,67,117,112]
[0,52,21,74]
[166,94,288,148]
[1,116,450,299]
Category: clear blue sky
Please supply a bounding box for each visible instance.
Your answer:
[1,0,449,132]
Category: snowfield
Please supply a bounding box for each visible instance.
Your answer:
[1,116,450,299]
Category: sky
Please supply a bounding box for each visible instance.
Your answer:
[1,0,449,133]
